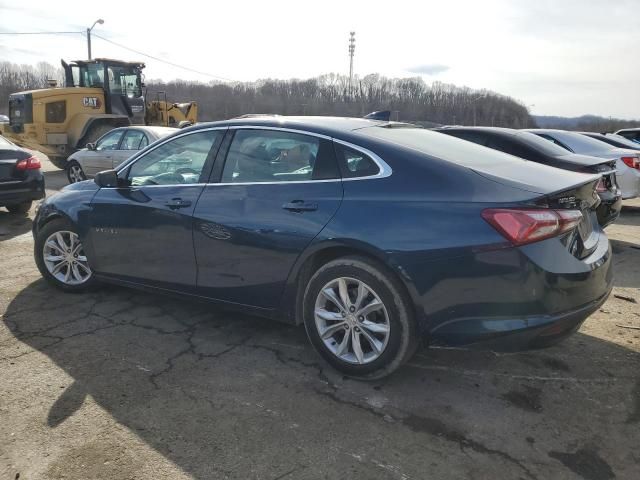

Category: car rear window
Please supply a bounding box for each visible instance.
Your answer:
[548,131,616,153]
[515,131,573,156]
[359,126,524,169]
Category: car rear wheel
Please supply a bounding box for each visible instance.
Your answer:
[66,161,86,184]
[303,256,418,379]
[34,218,96,292]
[6,201,32,214]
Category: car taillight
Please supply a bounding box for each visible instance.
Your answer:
[595,178,607,193]
[15,156,41,170]
[621,156,640,169]
[482,208,583,246]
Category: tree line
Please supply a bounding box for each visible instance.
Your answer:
[4,60,635,132]
[0,61,536,127]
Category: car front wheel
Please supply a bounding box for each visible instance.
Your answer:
[34,218,96,292]
[66,161,86,184]
[303,256,418,379]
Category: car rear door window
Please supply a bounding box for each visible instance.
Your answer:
[334,143,380,178]
[127,130,221,185]
[120,130,146,150]
[221,129,339,183]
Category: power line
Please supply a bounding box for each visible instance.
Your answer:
[0,31,82,35]
[90,33,236,82]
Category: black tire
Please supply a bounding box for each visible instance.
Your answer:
[66,160,87,184]
[6,201,32,214]
[303,256,418,379]
[34,218,98,293]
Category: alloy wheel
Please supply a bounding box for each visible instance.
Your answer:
[68,165,85,183]
[314,277,390,364]
[43,231,92,285]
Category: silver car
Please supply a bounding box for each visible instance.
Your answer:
[65,126,178,183]
[525,129,640,199]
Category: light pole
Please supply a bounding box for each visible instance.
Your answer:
[87,19,104,60]
[348,32,355,97]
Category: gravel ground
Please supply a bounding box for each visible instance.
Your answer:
[1,156,639,480]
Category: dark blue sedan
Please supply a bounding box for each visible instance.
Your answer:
[32,117,613,378]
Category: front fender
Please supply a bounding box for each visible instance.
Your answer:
[33,182,99,241]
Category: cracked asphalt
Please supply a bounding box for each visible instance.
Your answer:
[1,156,639,480]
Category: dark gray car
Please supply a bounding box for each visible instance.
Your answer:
[65,126,178,183]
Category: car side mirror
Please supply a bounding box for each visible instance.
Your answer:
[94,169,119,188]
[86,142,96,150]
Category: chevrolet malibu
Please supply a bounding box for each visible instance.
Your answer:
[32,117,613,378]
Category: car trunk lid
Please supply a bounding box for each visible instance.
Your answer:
[536,177,601,259]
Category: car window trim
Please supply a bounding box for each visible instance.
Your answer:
[205,126,392,186]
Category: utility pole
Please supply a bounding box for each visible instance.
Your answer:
[87,18,104,60]
[348,32,355,96]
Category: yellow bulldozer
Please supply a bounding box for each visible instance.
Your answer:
[0,58,198,169]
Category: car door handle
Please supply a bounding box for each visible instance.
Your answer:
[282,200,318,212]
[165,198,192,209]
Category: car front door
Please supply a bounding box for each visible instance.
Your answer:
[85,128,225,290]
[192,128,343,309]
[83,129,124,176]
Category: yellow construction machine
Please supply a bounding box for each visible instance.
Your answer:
[0,58,197,168]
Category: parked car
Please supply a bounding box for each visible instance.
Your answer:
[65,126,178,184]
[33,117,612,378]
[0,135,44,214]
[524,129,640,199]
[614,128,640,143]
[579,132,640,151]
[0,114,9,123]
[435,126,621,227]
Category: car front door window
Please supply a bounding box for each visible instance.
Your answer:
[127,131,218,185]
[96,130,123,151]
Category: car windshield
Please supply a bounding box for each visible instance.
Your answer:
[546,131,617,153]
[514,131,573,156]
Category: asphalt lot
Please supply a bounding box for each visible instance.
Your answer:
[1,157,639,480]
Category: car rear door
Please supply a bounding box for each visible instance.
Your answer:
[85,128,225,290]
[192,127,343,309]
[113,129,147,169]
[83,129,124,176]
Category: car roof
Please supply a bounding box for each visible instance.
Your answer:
[183,116,393,138]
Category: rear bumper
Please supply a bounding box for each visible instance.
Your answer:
[429,287,611,351]
[398,230,613,350]
[0,173,44,206]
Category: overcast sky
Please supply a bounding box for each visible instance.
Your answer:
[1,0,638,118]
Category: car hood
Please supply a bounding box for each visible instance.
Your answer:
[62,179,99,192]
